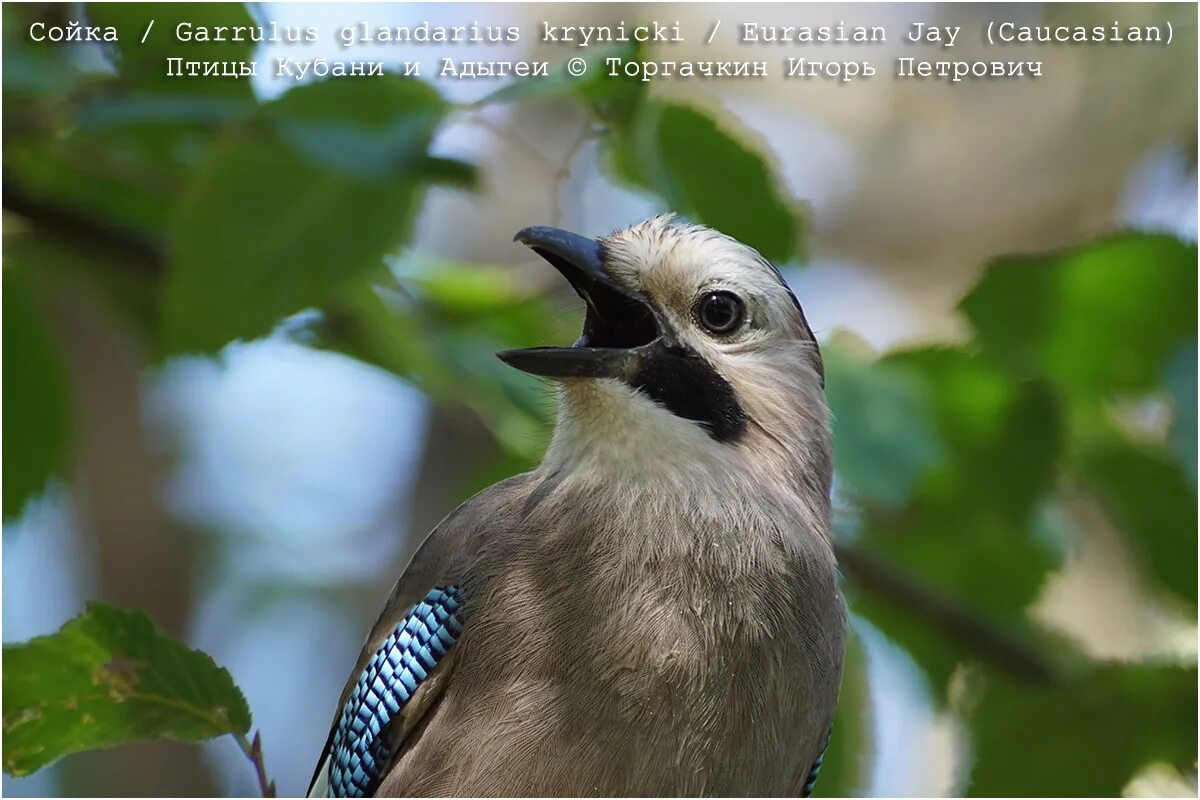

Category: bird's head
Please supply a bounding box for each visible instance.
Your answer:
[500,215,829,491]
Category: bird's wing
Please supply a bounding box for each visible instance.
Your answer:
[310,586,465,798]
[801,726,833,798]
[307,474,535,798]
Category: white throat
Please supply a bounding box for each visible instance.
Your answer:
[540,379,739,486]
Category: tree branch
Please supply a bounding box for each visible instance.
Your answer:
[835,542,1059,686]
[7,169,1057,704]
[232,730,276,798]
[3,177,166,275]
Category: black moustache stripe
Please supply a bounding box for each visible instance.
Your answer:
[631,347,746,443]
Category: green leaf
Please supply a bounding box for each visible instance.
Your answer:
[2,270,70,519]
[2,5,89,98]
[966,664,1197,796]
[484,41,647,128]
[87,3,258,100]
[5,128,182,242]
[1077,443,1197,604]
[313,274,560,459]
[1164,341,1196,483]
[961,233,1197,398]
[2,603,250,777]
[163,76,464,354]
[6,6,261,251]
[4,68,201,244]
[878,349,1063,542]
[75,93,254,130]
[849,348,1065,692]
[6,229,161,349]
[825,339,943,509]
[611,100,804,263]
[393,258,538,315]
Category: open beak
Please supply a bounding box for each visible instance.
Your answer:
[498,226,664,380]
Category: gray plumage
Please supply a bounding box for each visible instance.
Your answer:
[311,216,846,797]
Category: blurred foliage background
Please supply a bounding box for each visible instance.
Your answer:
[2,2,1196,797]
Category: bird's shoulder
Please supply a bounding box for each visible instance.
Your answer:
[369,471,542,635]
[343,470,543,680]
[310,471,542,796]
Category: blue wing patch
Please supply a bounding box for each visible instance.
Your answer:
[802,727,831,797]
[327,585,464,798]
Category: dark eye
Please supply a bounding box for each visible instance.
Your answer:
[695,291,745,335]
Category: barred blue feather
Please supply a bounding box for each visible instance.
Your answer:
[327,585,464,798]
[802,727,831,797]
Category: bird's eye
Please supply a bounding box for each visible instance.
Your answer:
[695,291,745,335]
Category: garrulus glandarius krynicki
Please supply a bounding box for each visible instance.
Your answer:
[309,215,845,797]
